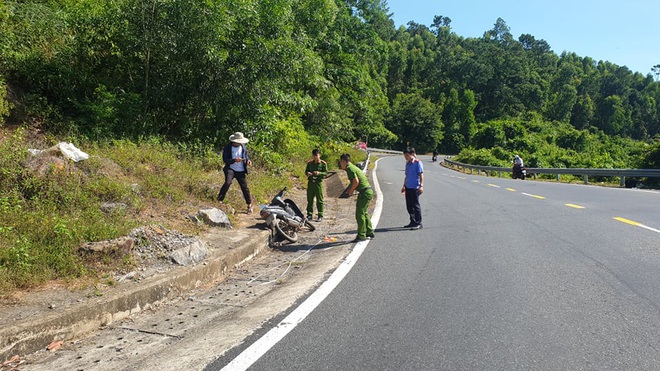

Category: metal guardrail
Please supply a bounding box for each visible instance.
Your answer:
[443,158,660,187]
[366,147,400,155]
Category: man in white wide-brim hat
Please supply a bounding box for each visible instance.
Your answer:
[218,132,254,213]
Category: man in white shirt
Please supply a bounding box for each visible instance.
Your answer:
[218,132,254,214]
[513,154,523,167]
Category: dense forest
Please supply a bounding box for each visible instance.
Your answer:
[1,0,660,169]
[2,0,660,291]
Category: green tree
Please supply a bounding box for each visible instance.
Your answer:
[483,17,514,46]
[387,92,443,151]
[440,88,476,153]
[641,141,660,168]
[571,94,595,129]
[471,121,505,149]
[545,84,578,122]
[314,0,393,144]
[458,89,478,144]
[0,77,9,125]
[597,95,630,135]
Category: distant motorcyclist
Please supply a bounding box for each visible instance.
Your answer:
[513,154,523,167]
[432,149,438,162]
[512,154,525,179]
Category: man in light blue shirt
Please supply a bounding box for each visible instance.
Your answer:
[400,147,424,230]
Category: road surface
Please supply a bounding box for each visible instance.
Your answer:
[213,155,660,370]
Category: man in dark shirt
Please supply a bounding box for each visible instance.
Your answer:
[305,149,327,222]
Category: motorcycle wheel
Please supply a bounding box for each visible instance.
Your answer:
[304,220,316,231]
[275,218,299,243]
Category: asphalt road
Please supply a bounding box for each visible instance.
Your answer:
[211,155,660,370]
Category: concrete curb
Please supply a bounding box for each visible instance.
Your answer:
[0,228,270,359]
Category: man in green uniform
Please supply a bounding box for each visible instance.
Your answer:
[306,148,327,222]
[340,153,374,242]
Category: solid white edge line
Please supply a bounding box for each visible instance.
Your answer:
[220,158,384,371]
[639,224,660,233]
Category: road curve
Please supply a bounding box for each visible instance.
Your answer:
[212,155,660,371]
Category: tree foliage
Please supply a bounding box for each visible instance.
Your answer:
[386,92,442,151]
[1,0,659,168]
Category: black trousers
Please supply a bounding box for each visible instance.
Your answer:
[218,168,252,205]
[405,187,422,226]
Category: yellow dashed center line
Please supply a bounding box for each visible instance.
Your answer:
[614,217,641,226]
[522,192,545,199]
[449,173,659,234]
[614,217,660,233]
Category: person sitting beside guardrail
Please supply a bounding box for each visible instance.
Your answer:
[513,154,523,167]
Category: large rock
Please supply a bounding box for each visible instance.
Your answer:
[196,208,232,228]
[130,225,209,267]
[100,202,127,214]
[79,236,134,255]
[22,154,66,176]
[169,239,208,266]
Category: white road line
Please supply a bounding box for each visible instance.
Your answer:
[220,159,385,371]
[522,192,545,199]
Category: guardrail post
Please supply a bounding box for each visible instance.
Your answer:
[620,176,625,188]
[498,171,502,178]
[583,175,588,185]
[556,174,560,182]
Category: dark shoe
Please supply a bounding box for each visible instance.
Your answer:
[410,224,422,230]
[366,234,375,239]
[403,223,415,228]
[352,236,367,242]
[317,217,323,222]
[307,215,313,220]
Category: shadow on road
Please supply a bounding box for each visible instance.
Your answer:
[374,226,412,233]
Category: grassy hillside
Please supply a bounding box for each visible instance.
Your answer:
[0,127,365,295]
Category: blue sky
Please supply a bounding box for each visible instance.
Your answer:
[385,0,660,76]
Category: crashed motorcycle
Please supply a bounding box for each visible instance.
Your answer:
[260,187,315,246]
[512,164,526,180]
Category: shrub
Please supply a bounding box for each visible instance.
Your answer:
[455,148,501,166]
